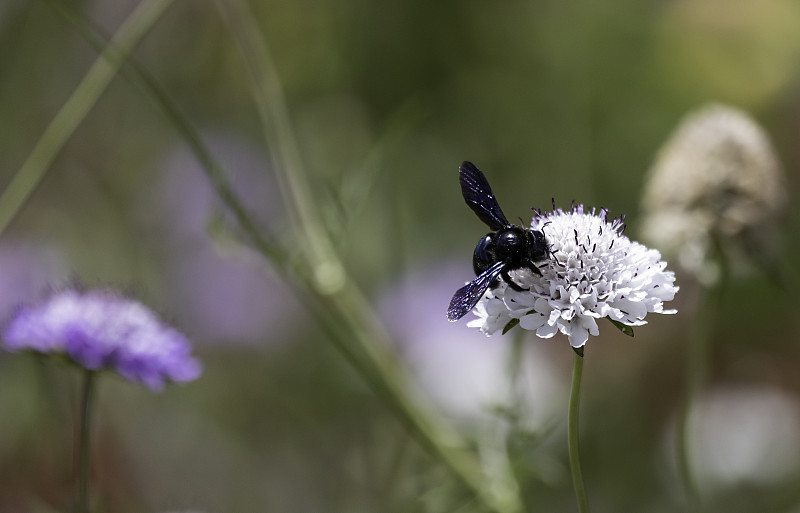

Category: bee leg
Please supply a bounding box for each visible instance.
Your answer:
[501,268,528,292]
[522,258,543,276]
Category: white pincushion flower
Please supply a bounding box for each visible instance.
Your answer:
[469,206,678,348]
[466,285,513,335]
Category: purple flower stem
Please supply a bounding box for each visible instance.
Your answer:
[75,369,96,513]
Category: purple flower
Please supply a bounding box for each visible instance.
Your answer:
[2,289,201,391]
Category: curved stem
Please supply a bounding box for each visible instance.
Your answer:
[40,1,517,510]
[210,2,520,512]
[0,0,175,237]
[568,351,590,513]
[75,370,96,513]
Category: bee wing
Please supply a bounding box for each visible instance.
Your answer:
[447,261,505,321]
[459,161,510,231]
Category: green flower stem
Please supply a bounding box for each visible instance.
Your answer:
[40,0,288,270]
[677,284,723,513]
[568,351,590,513]
[676,312,705,512]
[677,238,728,512]
[75,370,96,513]
[41,3,518,511]
[214,0,343,296]
[211,2,520,512]
[0,0,175,237]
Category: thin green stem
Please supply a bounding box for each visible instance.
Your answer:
[210,3,520,512]
[568,351,590,513]
[75,370,96,513]
[677,283,724,512]
[676,309,705,512]
[0,0,175,237]
[40,0,288,270]
[40,2,516,510]
[214,0,343,296]
[677,238,728,512]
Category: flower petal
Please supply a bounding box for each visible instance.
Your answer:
[462,203,678,348]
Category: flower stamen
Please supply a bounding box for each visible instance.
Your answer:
[468,205,679,347]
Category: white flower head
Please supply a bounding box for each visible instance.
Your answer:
[469,205,678,348]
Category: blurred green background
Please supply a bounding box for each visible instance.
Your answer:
[1,0,799,511]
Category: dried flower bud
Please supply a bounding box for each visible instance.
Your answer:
[641,104,786,284]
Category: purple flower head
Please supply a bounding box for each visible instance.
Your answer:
[3,289,202,391]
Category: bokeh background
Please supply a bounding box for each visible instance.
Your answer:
[1,0,799,512]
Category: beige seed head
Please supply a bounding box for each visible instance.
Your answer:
[641,104,786,283]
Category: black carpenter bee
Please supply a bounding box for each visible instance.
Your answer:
[447,161,549,321]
